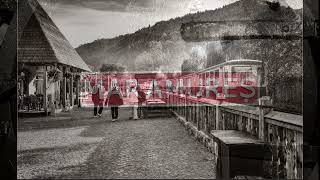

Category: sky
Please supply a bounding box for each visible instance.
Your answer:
[38,0,303,48]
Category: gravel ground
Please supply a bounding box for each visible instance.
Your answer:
[18,107,216,179]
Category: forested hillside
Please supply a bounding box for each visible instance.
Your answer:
[76,0,302,73]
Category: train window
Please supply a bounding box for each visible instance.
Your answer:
[224,67,228,86]
[231,67,237,82]
[214,70,219,78]
[204,73,209,86]
[231,66,253,85]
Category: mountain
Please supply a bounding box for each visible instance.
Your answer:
[75,0,302,72]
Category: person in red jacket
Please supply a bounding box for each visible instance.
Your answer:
[91,81,104,118]
[106,86,123,121]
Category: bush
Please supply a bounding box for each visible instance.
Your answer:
[100,63,126,72]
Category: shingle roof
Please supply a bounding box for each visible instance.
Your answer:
[18,0,91,72]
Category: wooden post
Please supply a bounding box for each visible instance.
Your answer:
[192,102,195,123]
[257,67,262,98]
[215,105,220,130]
[247,118,252,132]
[257,96,272,140]
[204,105,208,133]
[76,73,80,107]
[43,66,48,114]
[258,102,265,140]
[258,96,272,140]
[19,77,24,110]
[222,111,225,130]
[186,100,189,122]
[196,103,200,130]
[69,74,74,107]
[62,67,66,109]
[20,78,24,96]
[184,96,187,117]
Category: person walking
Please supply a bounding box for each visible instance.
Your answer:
[128,83,139,120]
[91,81,104,118]
[137,85,146,119]
[106,86,123,121]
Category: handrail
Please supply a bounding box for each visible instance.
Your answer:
[168,92,302,132]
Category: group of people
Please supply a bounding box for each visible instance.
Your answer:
[91,81,146,121]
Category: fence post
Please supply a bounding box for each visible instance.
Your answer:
[173,94,176,111]
[192,102,196,125]
[215,104,221,130]
[258,104,265,140]
[187,100,190,122]
[177,96,179,114]
[180,96,182,115]
[222,108,225,130]
[258,96,272,140]
[204,105,207,132]
[185,97,188,117]
[196,102,200,130]
[183,96,187,119]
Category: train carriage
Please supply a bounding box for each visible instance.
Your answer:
[169,59,263,105]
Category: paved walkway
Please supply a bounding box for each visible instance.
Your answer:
[18,108,216,179]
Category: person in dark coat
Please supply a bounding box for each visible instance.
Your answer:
[106,86,123,121]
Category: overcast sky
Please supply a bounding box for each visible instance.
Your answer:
[38,0,302,48]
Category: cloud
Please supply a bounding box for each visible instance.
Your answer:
[40,0,161,12]
[39,0,200,13]
[40,0,302,14]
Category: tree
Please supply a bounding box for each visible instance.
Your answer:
[181,59,198,72]
[206,50,224,67]
[206,41,225,67]
[135,41,166,71]
[135,51,153,71]
[100,63,125,73]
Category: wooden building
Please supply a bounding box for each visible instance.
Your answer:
[17,0,91,115]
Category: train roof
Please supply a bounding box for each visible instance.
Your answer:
[199,59,262,73]
[175,59,262,79]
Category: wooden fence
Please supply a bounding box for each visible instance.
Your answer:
[271,78,302,114]
[166,93,303,179]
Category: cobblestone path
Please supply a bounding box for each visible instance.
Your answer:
[18,108,216,179]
